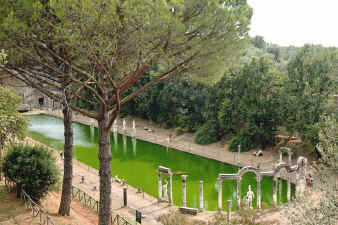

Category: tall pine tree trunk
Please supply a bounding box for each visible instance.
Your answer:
[98,111,112,225]
[58,104,73,216]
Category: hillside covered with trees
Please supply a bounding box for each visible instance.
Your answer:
[101,39,338,152]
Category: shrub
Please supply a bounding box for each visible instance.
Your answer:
[194,121,220,145]
[228,132,255,152]
[2,144,59,202]
[175,127,185,136]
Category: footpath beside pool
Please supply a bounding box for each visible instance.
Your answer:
[23,110,295,224]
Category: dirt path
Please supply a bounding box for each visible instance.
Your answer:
[0,182,98,225]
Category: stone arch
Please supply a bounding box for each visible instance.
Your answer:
[278,147,294,165]
[238,166,261,178]
[236,166,262,209]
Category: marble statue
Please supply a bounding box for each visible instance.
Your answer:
[246,185,254,209]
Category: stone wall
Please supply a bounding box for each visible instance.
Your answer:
[0,76,62,110]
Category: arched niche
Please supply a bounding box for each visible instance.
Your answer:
[237,166,262,210]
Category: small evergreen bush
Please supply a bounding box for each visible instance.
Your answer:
[194,121,220,145]
[2,144,59,202]
[229,132,255,152]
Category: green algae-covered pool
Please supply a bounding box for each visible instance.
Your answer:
[26,114,294,210]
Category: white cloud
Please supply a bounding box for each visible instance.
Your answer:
[247,0,338,47]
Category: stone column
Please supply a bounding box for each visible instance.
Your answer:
[158,171,162,202]
[90,120,95,137]
[169,171,173,205]
[237,145,241,164]
[181,175,187,207]
[287,175,291,202]
[257,176,261,209]
[273,177,277,207]
[279,179,282,200]
[199,181,204,211]
[288,153,292,166]
[279,152,283,163]
[237,176,241,209]
[227,200,232,222]
[217,177,222,212]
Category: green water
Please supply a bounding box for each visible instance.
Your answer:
[26,114,294,210]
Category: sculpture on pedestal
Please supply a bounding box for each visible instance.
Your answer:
[245,185,254,209]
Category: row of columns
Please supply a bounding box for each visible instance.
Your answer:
[273,175,292,207]
[181,175,204,210]
[158,170,205,210]
[158,158,306,212]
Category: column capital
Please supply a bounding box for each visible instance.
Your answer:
[181,174,188,181]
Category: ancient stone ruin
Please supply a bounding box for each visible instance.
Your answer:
[158,147,307,213]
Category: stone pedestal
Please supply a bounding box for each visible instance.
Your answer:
[181,175,187,207]
[199,181,204,211]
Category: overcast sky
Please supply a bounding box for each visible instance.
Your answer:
[247,0,338,47]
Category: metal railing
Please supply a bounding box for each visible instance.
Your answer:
[4,178,56,225]
[71,185,139,225]
[72,185,99,212]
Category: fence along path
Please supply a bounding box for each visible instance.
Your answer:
[71,185,139,225]
[4,178,56,225]
[4,177,138,225]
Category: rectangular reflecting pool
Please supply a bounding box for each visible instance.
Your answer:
[26,114,294,210]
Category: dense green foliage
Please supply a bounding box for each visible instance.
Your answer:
[217,58,281,149]
[228,132,255,152]
[281,46,338,145]
[2,144,59,202]
[75,43,337,152]
[0,86,27,174]
[194,120,219,145]
[120,74,211,131]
